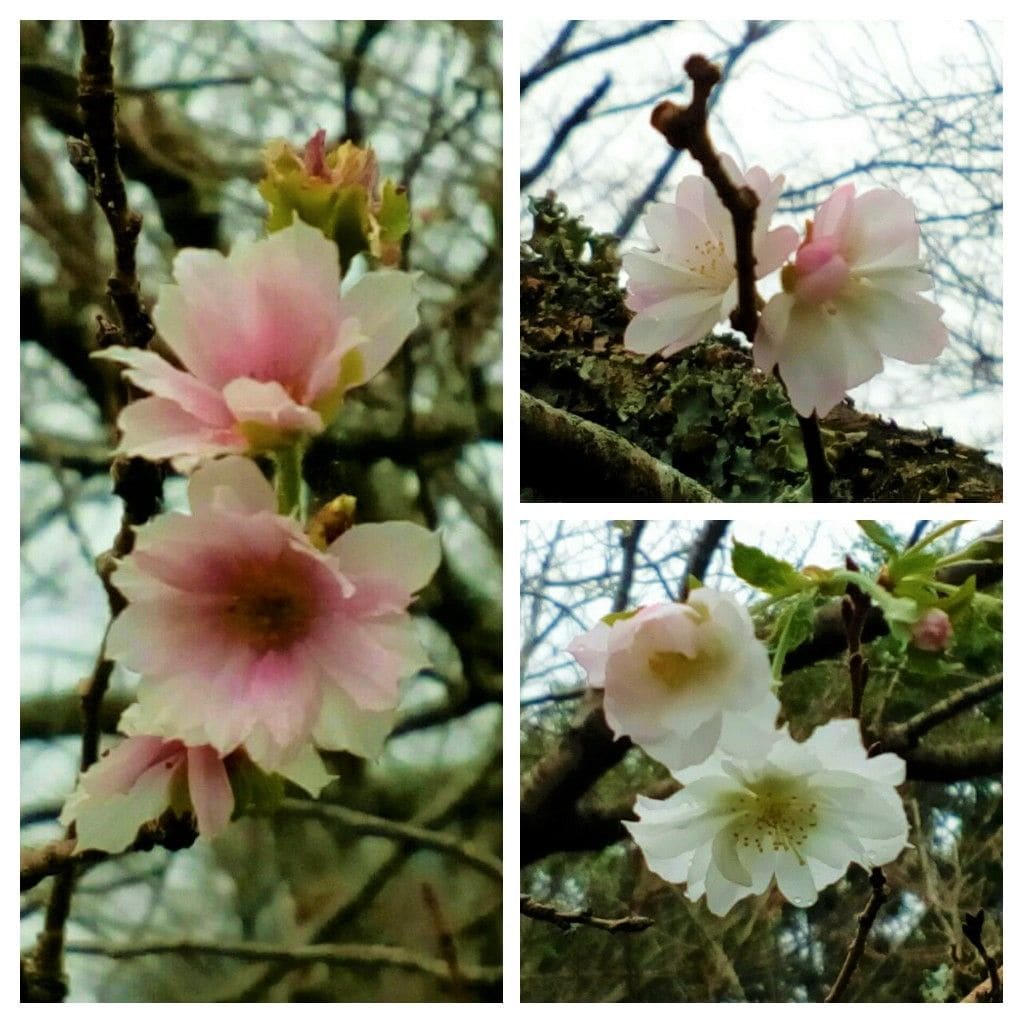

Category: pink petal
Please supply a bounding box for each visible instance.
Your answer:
[221,377,324,435]
[813,183,856,241]
[116,397,245,460]
[641,202,717,260]
[846,188,921,273]
[623,250,707,310]
[94,346,233,426]
[186,745,235,837]
[754,225,800,277]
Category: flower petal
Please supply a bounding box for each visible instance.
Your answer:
[187,745,235,837]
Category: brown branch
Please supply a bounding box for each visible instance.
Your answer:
[962,909,1002,1002]
[823,867,890,1002]
[422,884,468,997]
[901,739,1001,782]
[678,520,730,600]
[520,391,719,502]
[520,895,653,933]
[21,812,199,893]
[879,675,1002,753]
[24,23,165,1003]
[63,938,501,989]
[650,55,759,345]
[841,560,872,730]
[276,799,502,883]
[651,56,832,501]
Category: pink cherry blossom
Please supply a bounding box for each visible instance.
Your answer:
[567,591,780,770]
[754,184,949,417]
[96,219,419,462]
[623,156,799,357]
[911,607,953,653]
[59,734,234,853]
[106,457,440,770]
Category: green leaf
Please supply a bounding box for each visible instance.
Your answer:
[601,608,641,627]
[857,520,899,554]
[769,593,817,680]
[378,178,410,245]
[731,541,809,597]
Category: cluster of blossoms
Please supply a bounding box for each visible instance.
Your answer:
[62,135,439,853]
[568,589,909,916]
[623,157,949,417]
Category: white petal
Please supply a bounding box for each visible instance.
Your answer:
[712,829,753,887]
[329,522,440,596]
[846,188,921,273]
[774,851,820,907]
[312,685,398,758]
[623,291,724,356]
[339,269,420,383]
[276,745,335,796]
[187,456,277,515]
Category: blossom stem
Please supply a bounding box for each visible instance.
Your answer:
[797,412,833,502]
[273,444,303,517]
[823,867,889,1001]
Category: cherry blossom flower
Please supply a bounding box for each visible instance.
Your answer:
[911,608,953,653]
[106,457,440,770]
[96,219,419,463]
[61,708,334,854]
[59,734,234,853]
[754,184,949,417]
[623,156,799,357]
[567,591,780,770]
[626,720,910,916]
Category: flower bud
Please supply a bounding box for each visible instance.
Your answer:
[258,130,409,271]
[911,608,953,653]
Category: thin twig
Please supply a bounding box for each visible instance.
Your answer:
[823,867,890,1002]
[961,909,1002,1002]
[64,938,501,989]
[520,895,653,933]
[276,799,502,883]
[422,884,468,997]
[21,812,199,893]
[649,53,832,501]
[840,557,872,731]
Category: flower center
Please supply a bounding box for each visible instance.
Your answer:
[648,640,725,691]
[728,779,819,860]
[790,237,850,305]
[224,585,312,652]
[685,237,731,287]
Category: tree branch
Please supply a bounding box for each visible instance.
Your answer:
[520,391,719,502]
[879,675,1002,753]
[823,867,890,1002]
[520,894,653,933]
[64,937,501,989]
[277,799,502,883]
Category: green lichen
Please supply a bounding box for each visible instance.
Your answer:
[521,195,1002,503]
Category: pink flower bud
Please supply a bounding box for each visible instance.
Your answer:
[911,608,953,653]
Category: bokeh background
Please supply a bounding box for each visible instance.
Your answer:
[520,21,1002,455]
[21,20,501,1001]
